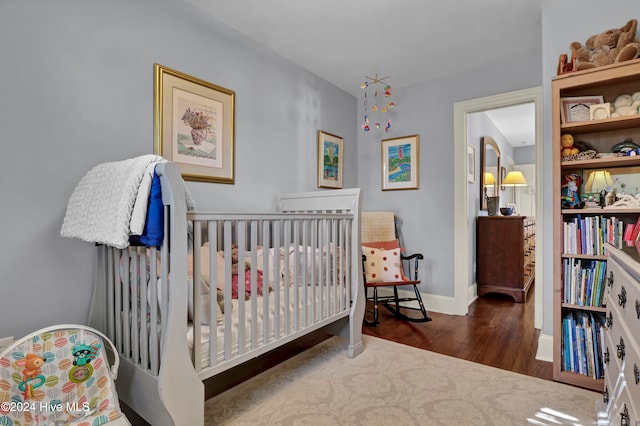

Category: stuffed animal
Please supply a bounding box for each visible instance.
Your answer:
[611,92,640,117]
[561,134,579,157]
[561,173,585,209]
[569,19,640,71]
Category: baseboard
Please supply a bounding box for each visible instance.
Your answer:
[374,287,462,316]
[468,283,478,305]
[536,332,553,362]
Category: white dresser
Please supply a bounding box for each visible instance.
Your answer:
[602,244,640,425]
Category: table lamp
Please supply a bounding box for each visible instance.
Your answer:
[484,172,496,195]
[502,170,528,209]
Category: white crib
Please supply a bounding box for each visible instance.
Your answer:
[88,162,364,425]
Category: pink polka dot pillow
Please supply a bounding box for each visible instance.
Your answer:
[362,246,406,283]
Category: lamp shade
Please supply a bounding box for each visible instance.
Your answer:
[584,170,613,193]
[484,172,496,186]
[502,171,528,187]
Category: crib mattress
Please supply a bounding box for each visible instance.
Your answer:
[187,286,346,369]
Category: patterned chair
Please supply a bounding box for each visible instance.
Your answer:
[361,211,432,326]
[0,324,130,425]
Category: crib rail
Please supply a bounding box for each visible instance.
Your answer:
[188,211,354,377]
[97,211,354,381]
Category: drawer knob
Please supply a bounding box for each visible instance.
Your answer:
[604,347,610,364]
[608,271,614,287]
[607,311,613,328]
[634,364,639,385]
[618,286,627,309]
[603,386,609,404]
[635,299,640,320]
[621,404,629,426]
[617,336,626,361]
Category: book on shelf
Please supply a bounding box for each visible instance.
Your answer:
[563,215,626,255]
[630,215,640,242]
[562,258,606,307]
[561,311,605,379]
[624,223,635,241]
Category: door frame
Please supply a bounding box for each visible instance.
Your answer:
[453,87,544,328]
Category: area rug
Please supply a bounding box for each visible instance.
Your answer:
[204,335,599,425]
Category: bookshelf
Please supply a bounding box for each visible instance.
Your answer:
[552,59,640,392]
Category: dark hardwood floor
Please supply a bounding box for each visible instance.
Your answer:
[363,283,554,381]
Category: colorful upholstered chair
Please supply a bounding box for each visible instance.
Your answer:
[361,211,432,326]
[0,324,130,425]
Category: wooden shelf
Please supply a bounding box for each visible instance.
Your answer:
[561,207,640,215]
[552,59,640,394]
[561,253,608,261]
[560,303,607,313]
[561,155,640,170]
[560,114,640,135]
[553,369,605,392]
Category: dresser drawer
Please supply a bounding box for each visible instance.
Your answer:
[606,258,640,347]
[606,300,640,416]
[603,320,624,389]
[609,383,639,426]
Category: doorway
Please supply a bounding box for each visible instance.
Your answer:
[453,87,544,329]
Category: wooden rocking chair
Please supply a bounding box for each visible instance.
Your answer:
[361,211,432,326]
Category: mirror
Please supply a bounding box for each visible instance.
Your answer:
[480,136,501,210]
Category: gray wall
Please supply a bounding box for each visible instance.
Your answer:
[0,0,356,339]
[1,0,638,345]
[357,56,542,297]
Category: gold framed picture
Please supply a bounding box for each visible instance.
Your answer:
[154,64,235,183]
[381,134,419,191]
[317,130,344,189]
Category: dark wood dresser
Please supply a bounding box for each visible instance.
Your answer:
[476,216,535,302]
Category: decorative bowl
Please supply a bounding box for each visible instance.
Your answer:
[500,207,514,216]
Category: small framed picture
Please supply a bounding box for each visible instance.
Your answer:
[590,103,611,120]
[467,145,475,183]
[381,134,419,191]
[317,130,344,189]
[560,96,604,124]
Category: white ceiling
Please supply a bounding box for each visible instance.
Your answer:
[183,0,541,146]
[484,102,536,147]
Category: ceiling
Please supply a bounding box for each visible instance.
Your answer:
[484,102,536,147]
[183,0,541,146]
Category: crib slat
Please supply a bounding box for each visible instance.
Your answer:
[115,250,124,355]
[208,221,218,367]
[139,248,149,370]
[132,248,142,364]
[249,220,258,350]
[192,221,202,373]
[105,247,116,344]
[261,220,271,344]
[222,221,233,361]
[292,220,300,331]
[149,246,159,375]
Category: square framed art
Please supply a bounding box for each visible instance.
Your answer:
[154,64,235,183]
[317,130,344,189]
[381,134,419,190]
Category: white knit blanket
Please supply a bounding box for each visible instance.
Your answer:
[61,155,167,249]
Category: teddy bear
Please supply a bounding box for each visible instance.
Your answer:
[569,19,640,71]
[610,92,640,117]
[561,134,579,157]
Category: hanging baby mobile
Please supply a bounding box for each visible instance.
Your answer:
[361,71,396,132]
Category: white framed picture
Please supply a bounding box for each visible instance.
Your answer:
[467,145,476,183]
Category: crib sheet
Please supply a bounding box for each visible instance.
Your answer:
[187,286,343,370]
